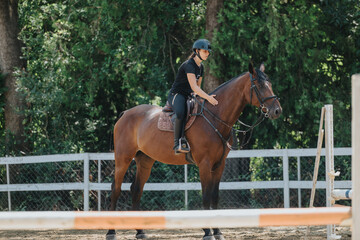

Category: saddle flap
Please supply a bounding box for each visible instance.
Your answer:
[158,97,198,132]
[186,98,195,122]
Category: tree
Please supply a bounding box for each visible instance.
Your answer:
[5,0,358,157]
[212,0,359,199]
[204,0,224,93]
[0,0,26,153]
[15,0,206,154]
[213,0,359,149]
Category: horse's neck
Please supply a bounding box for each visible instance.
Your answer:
[211,74,249,126]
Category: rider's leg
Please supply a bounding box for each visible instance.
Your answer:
[173,118,184,151]
[167,93,189,153]
[178,115,190,152]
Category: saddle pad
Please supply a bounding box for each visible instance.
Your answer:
[157,100,199,132]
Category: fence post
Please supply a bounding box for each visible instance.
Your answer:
[84,153,90,211]
[184,165,188,210]
[352,74,360,240]
[6,164,11,211]
[283,150,290,208]
[98,159,101,211]
[297,156,301,208]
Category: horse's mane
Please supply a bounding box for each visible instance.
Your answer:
[210,72,247,95]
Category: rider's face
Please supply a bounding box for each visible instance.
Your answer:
[198,49,210,60]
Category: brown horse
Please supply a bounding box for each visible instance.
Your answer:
[106,62,282,240]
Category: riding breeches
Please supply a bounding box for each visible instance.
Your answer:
[167,93,187,139]
[167,93,187,121]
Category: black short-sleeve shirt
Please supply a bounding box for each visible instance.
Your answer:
[170,58,204,97]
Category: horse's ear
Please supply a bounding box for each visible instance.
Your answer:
[249,61,255,74]
[260,62,265,72]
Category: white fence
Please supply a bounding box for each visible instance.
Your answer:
[0,148,352,211]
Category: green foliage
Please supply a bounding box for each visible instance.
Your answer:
[9,0,358,156]
[1,0,359,211]
[211,0,359,149]
[209,0,359,197]
[15,0,206,154]
[250,157,283,181]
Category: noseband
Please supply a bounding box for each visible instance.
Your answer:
[249,73,279,118]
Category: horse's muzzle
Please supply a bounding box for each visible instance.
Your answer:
[269,105,282,119]
[261,97,282,119]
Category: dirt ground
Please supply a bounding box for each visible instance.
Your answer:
[0,226,352,240]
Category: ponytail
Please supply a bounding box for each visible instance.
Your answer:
[187,51,196,60]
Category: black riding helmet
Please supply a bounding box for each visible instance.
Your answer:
[192,39,211,60]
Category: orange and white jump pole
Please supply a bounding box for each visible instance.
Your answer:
[0,207,351,230]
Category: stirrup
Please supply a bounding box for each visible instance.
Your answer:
[175,138,190,153]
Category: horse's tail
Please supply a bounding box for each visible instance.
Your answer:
[108,111,126,151]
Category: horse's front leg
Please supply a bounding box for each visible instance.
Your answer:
[200,182,215,240]
[199,160,220,240]
[199,159,226,240]
[211,179,225,240]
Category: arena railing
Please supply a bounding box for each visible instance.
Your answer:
[0,148,351,211]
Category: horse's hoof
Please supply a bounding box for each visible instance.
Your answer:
[106,234,117,240]
[136,233,148,239]
[203,236,216,240]
[214,234,225,240]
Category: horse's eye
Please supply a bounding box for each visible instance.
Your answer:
[265,74,271,83]
[258,80,266,88]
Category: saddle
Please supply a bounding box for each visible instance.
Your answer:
[157,97,199,132]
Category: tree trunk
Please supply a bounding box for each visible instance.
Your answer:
[0,0,26,152]
[204,0,224,93]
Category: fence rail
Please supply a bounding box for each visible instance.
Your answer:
[0,148,352,211]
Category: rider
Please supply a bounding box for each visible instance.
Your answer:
[168,39,218,154]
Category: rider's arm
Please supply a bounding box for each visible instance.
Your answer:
[187,73,218,106]
[197,77,202,88]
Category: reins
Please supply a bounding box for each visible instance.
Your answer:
[192,97,265,150]
[192,98,233,149]
[192,73,278,151]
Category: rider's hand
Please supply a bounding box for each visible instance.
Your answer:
[207,94,218,106]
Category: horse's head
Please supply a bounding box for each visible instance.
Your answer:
[248,62,282,119]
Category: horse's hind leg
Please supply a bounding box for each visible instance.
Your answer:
[106,153,133,240]
[131,152,155,239]
[211,165,226,240]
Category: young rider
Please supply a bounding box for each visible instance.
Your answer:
[168,39,218,154]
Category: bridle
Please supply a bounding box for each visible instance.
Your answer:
[193,72,280,151]
[249,72,279,118]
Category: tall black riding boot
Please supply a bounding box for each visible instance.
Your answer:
[173,118,182,151]
[179,117,190,152]
[173,118,190,154]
